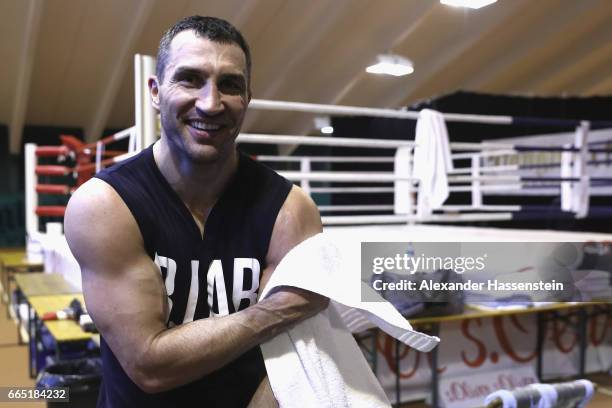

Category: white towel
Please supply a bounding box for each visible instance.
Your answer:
[259,233,440,408]
[412,109,453,217]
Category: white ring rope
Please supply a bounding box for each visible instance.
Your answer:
[258,155,519,173]
[449,185,522,192]
[440,205,522,212]
[238,133,413,148]
[321,212,514,225]
[249,99,514,125]
[318,205,395,212]
[278,171,566,184]
[237,133,513,151]
[110,126,135,142]
[257,155,395,163]
[452,150,518,159]
[449,165,520,175]
[310,187,395,194]
[278,171,417,183]
[317,204,521,212]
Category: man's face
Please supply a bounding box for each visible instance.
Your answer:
[150,30,250,164]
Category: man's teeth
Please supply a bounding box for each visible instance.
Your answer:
[189,121,221,131]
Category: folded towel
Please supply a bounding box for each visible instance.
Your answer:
[260,233,439,407]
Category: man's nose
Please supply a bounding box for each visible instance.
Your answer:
[195,82,223,115]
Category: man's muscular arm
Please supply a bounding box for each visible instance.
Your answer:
[64,180,326,394]
[250,185,327,407]
[258,185,327,313]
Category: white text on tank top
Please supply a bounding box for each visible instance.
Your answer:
[154,254,260,325]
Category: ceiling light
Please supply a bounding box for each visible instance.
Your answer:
[440,0,498,9]
[321,126,334,134]
[366,54,414,77]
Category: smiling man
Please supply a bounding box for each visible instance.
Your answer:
[64,16,327,408]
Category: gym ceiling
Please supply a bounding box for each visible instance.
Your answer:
[1,0,611,151]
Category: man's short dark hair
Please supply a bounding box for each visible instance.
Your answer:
[156,15,251,86]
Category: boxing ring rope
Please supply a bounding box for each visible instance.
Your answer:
[250,99,612,128]
[240,133,522,220]
[236,133,612,224]
[237,100,612,224]
[24,120,612,232]
[24,127,137,238]
[250,99,512,124]
[256,155,396,163]
[23,94,612,234]
[239,133,511,150]
[321,212,516,225]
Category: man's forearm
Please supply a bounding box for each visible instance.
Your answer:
[130,289,326,393]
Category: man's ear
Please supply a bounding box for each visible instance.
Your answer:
[148,76,161,111]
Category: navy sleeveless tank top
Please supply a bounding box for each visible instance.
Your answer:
[94,145,292,407]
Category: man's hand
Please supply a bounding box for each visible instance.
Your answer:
[259,287,329,324]
[256,185,327,332]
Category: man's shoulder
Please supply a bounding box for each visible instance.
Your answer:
[66,178,128,221]
[277,186,321,232]
[235,151,293,214]
[237,151,289,185]
[96,147,151,181]
[93,146,162,213]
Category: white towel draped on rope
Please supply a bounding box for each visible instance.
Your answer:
[412,109,453,217]
[259,233,440,408]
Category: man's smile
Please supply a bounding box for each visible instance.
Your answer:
[185,119,223,131]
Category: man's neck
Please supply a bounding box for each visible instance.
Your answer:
[152,139,238,211]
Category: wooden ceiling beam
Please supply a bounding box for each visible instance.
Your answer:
[463,0,603,93]
[84,0,155,143]
[561,50,612,96]
[532,40,612,96]
[9,0,43,154]
[584,74,612,97]
[388,0,528,108]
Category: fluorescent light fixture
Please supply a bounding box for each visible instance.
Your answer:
[440,0,498,9]
[366,54,414,77]
[314,116,333,134]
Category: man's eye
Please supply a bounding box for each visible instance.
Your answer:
[220,79,245,94]
[178,74,200,86]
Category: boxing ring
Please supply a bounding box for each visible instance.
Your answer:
[24,53,612,238]
[23,104,612,267]
[21,54,612,406]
